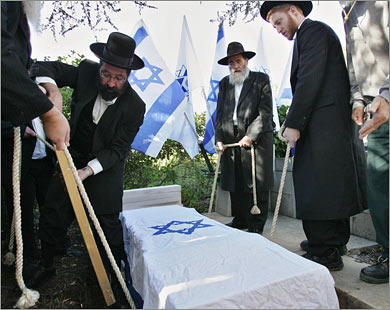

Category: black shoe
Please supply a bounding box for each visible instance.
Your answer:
[225,221,247,229]
[300,240,347,256]
[248,228,263,235]
[25,263,56,289]
[302,249,344,271]
[360,256,389,284]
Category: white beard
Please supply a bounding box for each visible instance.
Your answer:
[22,1,42,32]
[229,65,250,86]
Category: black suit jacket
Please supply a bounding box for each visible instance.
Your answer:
[1,1,53,126]
[215,71,274,192]
[31,60,146,214]
[286,19,367,220]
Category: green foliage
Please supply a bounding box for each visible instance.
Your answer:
[56,51,86,120]
[274,105,289,158]
[123,112,215,213]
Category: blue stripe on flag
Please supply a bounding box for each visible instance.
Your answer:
[131,80,186,153]
[217,25,224,43]
[133,26,148,46]
[203,108,217,154]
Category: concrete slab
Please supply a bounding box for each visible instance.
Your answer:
[204,211,389,309]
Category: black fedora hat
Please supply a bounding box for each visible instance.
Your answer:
[218,42,256,65]
[90,32,144,70]
[260,1,313,22]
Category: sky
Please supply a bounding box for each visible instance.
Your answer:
[30,1,346,112]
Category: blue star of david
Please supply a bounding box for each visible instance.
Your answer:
[207,80,219,103]
[129,57,164,91]
[175,65,189,97]
[150,219,213,235]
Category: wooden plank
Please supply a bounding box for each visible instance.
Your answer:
[55,148,115,306]
[122,185,182,210]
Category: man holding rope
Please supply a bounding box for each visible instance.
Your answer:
[215,41,274,235]
[27,32,146,308]
[261,1,367,271]
[1,1,70,150]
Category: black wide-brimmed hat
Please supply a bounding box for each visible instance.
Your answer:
[90,32,144,70]
[260,1,313,22]
[218,42,256,65]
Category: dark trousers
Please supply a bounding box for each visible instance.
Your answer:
[367,122,389,258]
[38,167,126,286]
[302,218,350,256]
[230,145,268,231]
[2,156,53,261]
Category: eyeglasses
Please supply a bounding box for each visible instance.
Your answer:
[99,70,127,84]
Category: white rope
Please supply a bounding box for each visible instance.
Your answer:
[208,151,221,216]
[269,124,291,240]
[12,127,40,308]
[208,143,260,215]
[3,215,16,266]
[3,131,52,267]
[21,128,133,306]
[269,144,291,240]
[62,148,136,309]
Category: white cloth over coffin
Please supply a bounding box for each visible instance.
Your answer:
[120,205,339,309]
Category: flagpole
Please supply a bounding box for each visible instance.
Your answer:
[184,112,214,173]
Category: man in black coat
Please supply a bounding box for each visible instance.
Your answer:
[28,32,146,308]
[1,1,70,149]
[215,42,274,234]
[261,1,367,270]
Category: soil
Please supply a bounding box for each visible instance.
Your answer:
[1,222,383,309]
[1,222,105,309]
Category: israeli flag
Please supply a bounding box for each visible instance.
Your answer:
[130,19,198,158]
[251,27,280,131]
[172,15,203,158]
[202,23,229,154]
[276,45,294,107]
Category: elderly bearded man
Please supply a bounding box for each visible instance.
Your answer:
[215,42,274,235]
[261,1,367,271]
[27,32,146,308]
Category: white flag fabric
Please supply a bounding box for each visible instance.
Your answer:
[120,205,339,309]
[171,15,204,158]
[251,27,280,131]
[276,44,294,107]
[129,19,198,158]
[202,23,229,154]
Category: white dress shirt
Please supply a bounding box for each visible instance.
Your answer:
[35,76,117,175]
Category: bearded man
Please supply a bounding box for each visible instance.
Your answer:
[215,42,274,234]
[28,32,146,308]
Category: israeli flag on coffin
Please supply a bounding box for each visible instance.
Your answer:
[129,19,198,158]
[276,45,293,107]
[202,23,229,154]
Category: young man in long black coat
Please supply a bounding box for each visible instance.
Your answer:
[261,1,367,271]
